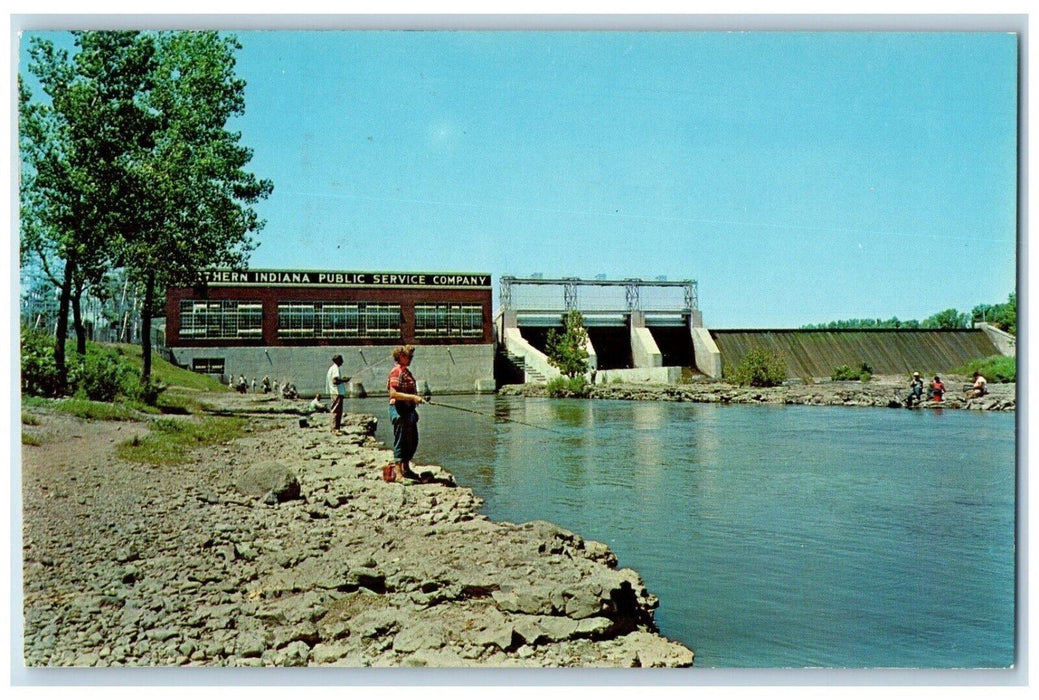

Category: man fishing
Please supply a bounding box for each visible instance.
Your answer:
[326,354,349,436]
[905,371,924,408]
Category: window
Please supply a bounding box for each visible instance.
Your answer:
[415,303,484,338]
[191,358,225,374]
[278,303,316,337]
[278,301,400,339]
[179,300,263,339]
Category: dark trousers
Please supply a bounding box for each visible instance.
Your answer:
[389,404,419,462]
[330,394,344,430]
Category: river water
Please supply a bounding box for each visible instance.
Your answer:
[345,395,1016,669]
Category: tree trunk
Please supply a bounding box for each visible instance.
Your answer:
[54,255,75,376]
[141,271,154,384]
[119,275,130,342]
[72,285,87,355]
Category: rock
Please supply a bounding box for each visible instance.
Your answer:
[22,408,695,669]
[392,619,447,653]
[310,642,353,664]
[280,640,311,667]
[235,632,267,658]
[234,461,302,503]
[626,631,695,668]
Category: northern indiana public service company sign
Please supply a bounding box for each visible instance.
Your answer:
[200,269,491,288]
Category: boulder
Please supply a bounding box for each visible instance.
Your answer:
[234,461,301,503]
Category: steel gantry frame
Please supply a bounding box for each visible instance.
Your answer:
[499,275,698,313]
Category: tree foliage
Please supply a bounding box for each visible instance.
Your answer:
[804,292,1017,336]
[20,31,157,370]
[546,310,590,378]
[801,317,920,330]
[19,30,272,391]
[972,293,1016,335]
[921,308,970,329]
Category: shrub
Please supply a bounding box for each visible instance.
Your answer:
[953,355,1016,383]
[725,347,787,387]
[123,377,167,407]
[832,362,873,382]
[20,328,63,397]
[546,375,591,398]
[67,346,133,402]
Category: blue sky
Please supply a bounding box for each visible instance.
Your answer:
[19,29,1020,328]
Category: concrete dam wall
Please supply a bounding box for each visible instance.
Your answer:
[710,329,1000,379]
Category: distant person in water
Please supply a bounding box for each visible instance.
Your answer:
[966,371,988,399]
[928,375,945,402]
[387,344,424,482]
[905,372,924,407]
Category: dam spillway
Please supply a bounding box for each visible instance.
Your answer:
[710,328,1001,379]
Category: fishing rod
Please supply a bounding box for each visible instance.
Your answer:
[346,350,395,382]
[424,398,565,434]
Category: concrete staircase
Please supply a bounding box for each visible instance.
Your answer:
[504,349,548,383]
[501,327,560,384]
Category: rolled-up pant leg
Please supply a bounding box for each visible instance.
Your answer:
[390,405,419,462]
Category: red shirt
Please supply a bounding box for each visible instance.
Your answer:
[387,364,416,404]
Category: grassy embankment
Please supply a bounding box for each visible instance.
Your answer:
[952,355,1016,384]
[21,343,247,464]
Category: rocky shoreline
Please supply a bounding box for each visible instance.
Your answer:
[21,394,694,669]
[499,374,1016,411]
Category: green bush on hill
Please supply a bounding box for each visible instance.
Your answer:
[725,347,787,388]
[20,328,63,397]
[20,327,228,406]
[67,344,134,402]
[953,355,1016,383]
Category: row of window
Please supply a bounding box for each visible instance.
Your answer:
[178,300,485,340]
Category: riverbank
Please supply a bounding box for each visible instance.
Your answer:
[20,393,694,668]
[499,374,1016,411]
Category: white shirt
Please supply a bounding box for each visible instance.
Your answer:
[327,363,346,396]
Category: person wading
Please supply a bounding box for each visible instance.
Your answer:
[387,344,425,482]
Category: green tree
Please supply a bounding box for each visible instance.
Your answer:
[19,31,157,373]
[122,31,272,385]
[972,292,1016,335]
[20,30,272,394]
[921,308,970,329]
[546,310,590,378]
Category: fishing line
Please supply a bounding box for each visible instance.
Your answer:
[425,399,564,435]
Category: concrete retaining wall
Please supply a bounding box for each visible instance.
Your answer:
[691,327,723,378]
[631,326,663,369]
[976,322,1016,357]
[593,366,683,384]
[168,344,495,397]
[502,328,562,382]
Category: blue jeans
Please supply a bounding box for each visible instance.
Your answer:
[389,404,419,462]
